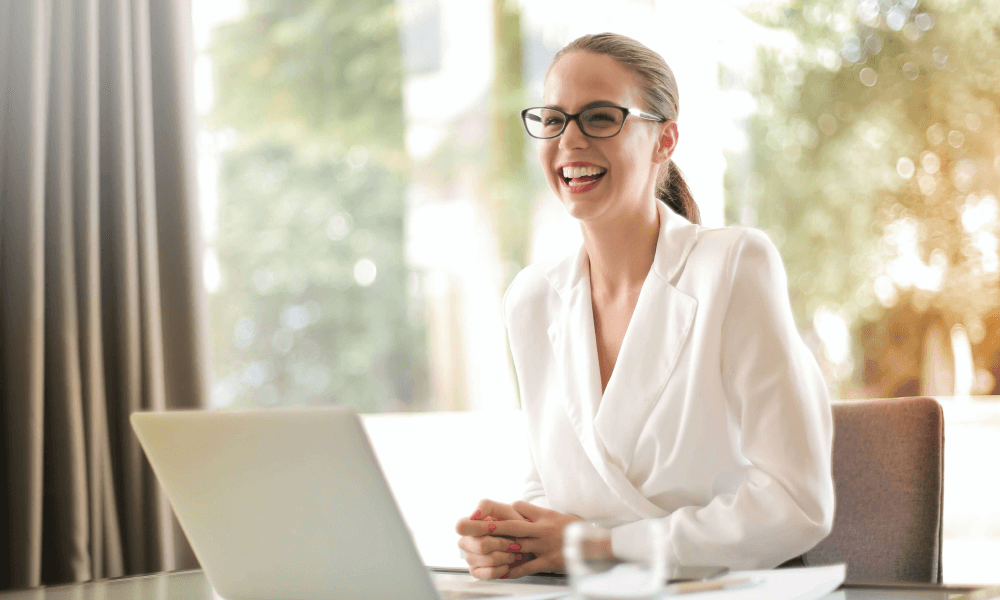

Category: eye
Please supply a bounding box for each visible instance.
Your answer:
[582,109,623,130]
[586,111,616,122]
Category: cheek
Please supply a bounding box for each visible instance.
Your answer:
[537,143,557,184]
[536,141,552,167]
[615,136,655,184]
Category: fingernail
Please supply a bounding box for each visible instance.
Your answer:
[515,554,522,561]
[470,510,482,520]
[508,542,521,552]
[500,574,509,580]
[487,523,497,533]
[483,516,494,522]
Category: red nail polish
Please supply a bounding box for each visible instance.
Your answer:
[487,523,497,533]
[508,542,521,552]
[500,574,509,579]
[470,510,482,520]
[483,515,494,522]
[515,554,522,561]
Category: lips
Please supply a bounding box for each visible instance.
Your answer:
[557,162,607,194]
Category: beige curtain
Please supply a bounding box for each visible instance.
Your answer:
[1,0,208,590]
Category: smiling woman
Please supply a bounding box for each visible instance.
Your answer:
[455,32,835,581]
[543,34,702,225]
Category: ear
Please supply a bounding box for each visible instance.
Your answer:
[652,121,678,165]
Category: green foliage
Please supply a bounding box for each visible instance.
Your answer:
[490,0,532,288]
[210,0,406,158]
[731,0,1000,389]
[207,0,424,412]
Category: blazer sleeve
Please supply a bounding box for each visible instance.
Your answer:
[502,273,551,509]
[611,228,835,570]
[520,443,550,508]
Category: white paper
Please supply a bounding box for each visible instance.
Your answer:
[432,571,569,600]
[431,564,845,600]
[661,564,846,600]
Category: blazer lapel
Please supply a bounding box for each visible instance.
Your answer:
[545,203,701,518]
[546,247,602,448]
[595,202,701,473]
[548,278,669,518]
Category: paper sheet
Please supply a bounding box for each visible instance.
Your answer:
[433,572,569,600]
[432,564,845,600]
[663,564,846,600]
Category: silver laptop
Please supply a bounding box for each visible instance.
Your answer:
[131,407,552,600]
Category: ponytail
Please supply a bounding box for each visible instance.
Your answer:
[656,161,701,225]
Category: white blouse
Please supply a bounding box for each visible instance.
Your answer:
[503,200,835,570]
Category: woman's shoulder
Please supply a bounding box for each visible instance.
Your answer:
[688,225,781,271]
[501,253,575,327]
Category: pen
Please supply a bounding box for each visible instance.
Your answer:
[664,575,758,595]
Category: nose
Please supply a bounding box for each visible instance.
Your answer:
[559,117,589,150]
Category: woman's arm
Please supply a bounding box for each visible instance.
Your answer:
[611,228,835,570]
[521,440,550,508]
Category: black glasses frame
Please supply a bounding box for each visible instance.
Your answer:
[520,105,666,139]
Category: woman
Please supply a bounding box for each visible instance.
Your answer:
[455,33,834,580]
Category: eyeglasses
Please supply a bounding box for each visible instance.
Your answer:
[520,105,666,139]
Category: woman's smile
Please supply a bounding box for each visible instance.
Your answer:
[558,161,608,194]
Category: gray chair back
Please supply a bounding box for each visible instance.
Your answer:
[802,397,944,583]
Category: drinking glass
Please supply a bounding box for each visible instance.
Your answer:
[563,520,668,600]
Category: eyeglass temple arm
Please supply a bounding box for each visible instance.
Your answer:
[628,108,666,122]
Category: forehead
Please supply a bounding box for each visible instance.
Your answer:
[545,52,637,112]
[544,51,639,110]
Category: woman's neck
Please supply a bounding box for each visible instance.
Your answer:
[581,200,660,298]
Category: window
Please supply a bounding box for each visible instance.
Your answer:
[193,0,1000,582]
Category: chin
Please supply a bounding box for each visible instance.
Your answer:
[558,193,611,223]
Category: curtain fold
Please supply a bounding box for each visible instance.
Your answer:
[1,0,208,590]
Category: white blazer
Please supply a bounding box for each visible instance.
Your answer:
[503,200,835,570]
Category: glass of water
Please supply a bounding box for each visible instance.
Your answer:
[563,520,668,600]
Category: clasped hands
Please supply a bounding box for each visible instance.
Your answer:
[455,499,581,580]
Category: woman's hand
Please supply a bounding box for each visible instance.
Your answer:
[455,500,581,579]
[455,499,531,580]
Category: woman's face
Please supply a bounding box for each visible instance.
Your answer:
[539,51,676,224]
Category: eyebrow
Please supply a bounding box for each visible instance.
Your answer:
[543,100,621,112]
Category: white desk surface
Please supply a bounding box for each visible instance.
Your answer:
[0,569,983,600]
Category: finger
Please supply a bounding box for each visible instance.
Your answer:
[508,552,535,570]
[465,550,518,569]
[473,499,527,522]
[456,515,516,534]
[469,564,510,581]
[458,535,521,555]
[505,538,542,555]
[507,555,550,579]
[511,500,548,522]
[457,517,537,538]
[465,519,535,538]
[457,504,524,535]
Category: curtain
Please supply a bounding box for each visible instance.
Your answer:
[1,0,209,590]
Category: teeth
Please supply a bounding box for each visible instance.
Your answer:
[561,166,606,178]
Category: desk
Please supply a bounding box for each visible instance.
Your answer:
[0,570,985,600]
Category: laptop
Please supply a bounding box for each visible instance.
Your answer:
[131,407,562,600]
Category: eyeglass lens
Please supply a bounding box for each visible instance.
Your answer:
[523,107,625,139]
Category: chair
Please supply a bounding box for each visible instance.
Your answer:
[802,397,944,583]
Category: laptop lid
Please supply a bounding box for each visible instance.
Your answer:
[131,407,441,600]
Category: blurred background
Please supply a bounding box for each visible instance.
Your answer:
[191,0,1000,584]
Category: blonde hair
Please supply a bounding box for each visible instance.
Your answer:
[550,33,700,224]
